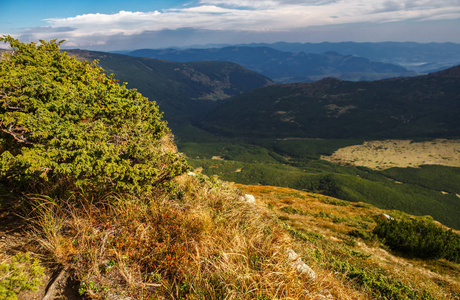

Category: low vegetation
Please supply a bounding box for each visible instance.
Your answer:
[238,184,460,300]
[374,217,460,262]
[0,253,44,299]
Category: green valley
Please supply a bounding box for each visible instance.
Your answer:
[177,136,460,230]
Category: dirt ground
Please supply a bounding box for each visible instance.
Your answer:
[321,139,460,170]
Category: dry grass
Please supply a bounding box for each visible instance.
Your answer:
[321,139,460,170]
[3,176,458,299]
[25,175,364,299]
[237,184,460,300]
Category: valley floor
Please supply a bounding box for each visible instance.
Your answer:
[322,139,460,170]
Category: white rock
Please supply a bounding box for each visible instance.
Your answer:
[187,172,196,176]
[380,213,394,221]
[240,194,255,203]
[287,249,315,280]
[287,249,300,261]
[296,262,316,280]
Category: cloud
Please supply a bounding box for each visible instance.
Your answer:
[47,19,459,52]
[22,26,76,33]
[13,0,460,49]
[199,0,340,9]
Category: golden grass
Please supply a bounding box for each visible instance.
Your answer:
[26,175,363,299]
[237,184,460,300]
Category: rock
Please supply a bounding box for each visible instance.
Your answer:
[287,249,315,281]
[240,194,255,203]
[380,213,394,221]
[187,172,196,176]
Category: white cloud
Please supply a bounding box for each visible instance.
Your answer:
[14,0,460,48]
[46,10,162,25]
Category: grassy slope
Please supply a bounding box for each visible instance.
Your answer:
[237,184,460,299]
[3,176,459,299]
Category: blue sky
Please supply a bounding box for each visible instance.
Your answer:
[1,0,459,50]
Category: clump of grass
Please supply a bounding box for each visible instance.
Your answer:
[319,197,350,207]
[280,206,309,215]
[277,221,325,244]
[348,229,375,241]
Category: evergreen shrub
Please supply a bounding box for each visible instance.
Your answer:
[0,36,189,196]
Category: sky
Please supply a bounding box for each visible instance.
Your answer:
[1,0,460,50]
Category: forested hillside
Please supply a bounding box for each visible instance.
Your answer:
[200,66,460,139]
[67,49,273,124]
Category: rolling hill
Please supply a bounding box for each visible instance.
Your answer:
[66,50,273,125]
[199,65,460,139]
[181,66,460,230]
[127,46,412,83]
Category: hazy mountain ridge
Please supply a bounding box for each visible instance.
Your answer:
[200,65,460,139]
[127,46,412,83]
[224,41,460,73]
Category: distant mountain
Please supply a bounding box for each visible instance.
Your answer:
[127,47,412,83]
[200,65,460,139]
[238,42,460,73]
[66,50,272,124]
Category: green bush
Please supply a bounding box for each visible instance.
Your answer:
[0,36,189,196]
[373,217,460,262]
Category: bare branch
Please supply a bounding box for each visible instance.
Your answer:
[1,123,34,145]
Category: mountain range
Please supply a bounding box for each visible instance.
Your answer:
[126,46,413,83]
[65,49,460,141]
[61,49,460,229]
[163,41,460,74]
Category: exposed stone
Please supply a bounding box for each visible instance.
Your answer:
[380,213,394,221]
[287,249,315,281]
[240,194,255,203]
